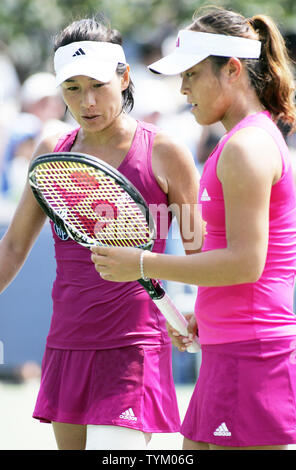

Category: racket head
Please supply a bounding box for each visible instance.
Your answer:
[28,151,156,249]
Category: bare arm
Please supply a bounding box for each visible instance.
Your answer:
[0,136,59,293]
[151,132,203,254]
[142,127,281,285]
[91,127,282,286]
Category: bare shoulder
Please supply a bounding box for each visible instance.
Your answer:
[152,131,199,177]
[151,131,199,194]
[31,132,65,161]
[218,126,281,185]
[153,131,196,164]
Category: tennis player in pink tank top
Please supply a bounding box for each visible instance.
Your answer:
[92,7,296,450]
[0,19,201,449]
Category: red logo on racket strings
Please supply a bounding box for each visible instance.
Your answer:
[53,171,118,237]
[71,171,100,189]
[53,171,101,207]
[53,183,87,207]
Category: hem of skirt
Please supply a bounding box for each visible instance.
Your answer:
[32,413,180,434]
[181,428,296,447]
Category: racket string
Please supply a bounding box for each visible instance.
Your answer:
[34,161,151,247]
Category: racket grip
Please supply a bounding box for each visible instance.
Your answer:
[152,294,201,353]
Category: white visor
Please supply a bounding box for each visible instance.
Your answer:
[149,30,261,75]
[54,41,127,86]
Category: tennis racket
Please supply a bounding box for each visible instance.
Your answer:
[28,151,200,353]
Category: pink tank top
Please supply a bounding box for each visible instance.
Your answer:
[46,121,172,349]
[196,111,296,344]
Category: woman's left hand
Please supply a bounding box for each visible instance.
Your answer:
[166,313,198,352]
[91,246,142,282]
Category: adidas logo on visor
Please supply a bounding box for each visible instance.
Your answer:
[72,48,86,57]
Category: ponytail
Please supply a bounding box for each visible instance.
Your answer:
[248,15,296,132]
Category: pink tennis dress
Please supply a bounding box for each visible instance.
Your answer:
[33,121,180,433]
[181,111,296,447]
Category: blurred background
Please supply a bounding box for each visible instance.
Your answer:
[0,0,296,450]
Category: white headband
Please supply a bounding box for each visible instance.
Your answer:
[149,30,261,75]
[54,41,127,86]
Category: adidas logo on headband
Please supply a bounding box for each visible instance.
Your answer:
[72,48,86,57]
[54,41,127,86]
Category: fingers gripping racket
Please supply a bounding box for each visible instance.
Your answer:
[28,152,200,352]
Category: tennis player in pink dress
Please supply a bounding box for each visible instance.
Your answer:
[0,18,201,449]
[92,7,296,450]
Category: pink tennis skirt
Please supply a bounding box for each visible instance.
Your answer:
[181,336,296,447]
[33,343,180,433]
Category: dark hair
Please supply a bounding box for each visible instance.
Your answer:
[54,17,134,112]
[188,6,296,133]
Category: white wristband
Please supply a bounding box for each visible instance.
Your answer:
[140,251,149,281]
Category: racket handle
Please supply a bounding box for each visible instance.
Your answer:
[152,294,201,353]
